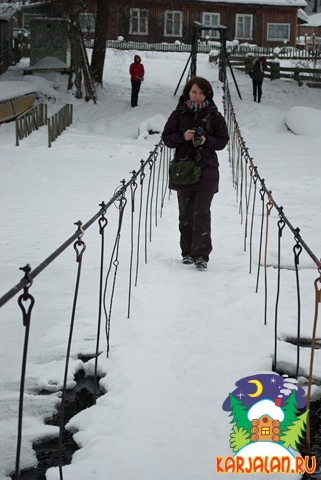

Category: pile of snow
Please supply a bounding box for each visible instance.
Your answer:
[0,81,38,102]
[284,106,321,136]
[138,114,167,139]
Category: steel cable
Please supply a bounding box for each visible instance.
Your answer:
[94,207,108,402]
[58,222,86,480]
[15,266,35,480]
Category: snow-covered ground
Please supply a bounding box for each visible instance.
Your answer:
[0,49,321,480]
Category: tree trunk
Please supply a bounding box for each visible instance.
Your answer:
[68,19,83,98]
[312,0,318,12]
[91,0,109,85]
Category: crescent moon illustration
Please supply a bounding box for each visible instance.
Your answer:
[247,379,263,397]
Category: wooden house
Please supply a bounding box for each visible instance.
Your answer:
[0,3,18,74]
[18,2,54,30]
[250,416,281,442]
[103,0,307,48]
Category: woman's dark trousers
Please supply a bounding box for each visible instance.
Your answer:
[131,80,141,107]
[177,189,215,262]
[252,79,263,102]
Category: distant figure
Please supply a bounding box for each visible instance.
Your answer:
[129,55,144,107]
[249,56,267,103]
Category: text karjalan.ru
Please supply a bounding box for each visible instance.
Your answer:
[216,455,316,474]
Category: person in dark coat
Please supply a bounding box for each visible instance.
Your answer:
[249,56,267,103]
[129,55,144,107]
[162,76,229,269]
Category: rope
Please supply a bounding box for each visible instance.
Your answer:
[305,269,321,453]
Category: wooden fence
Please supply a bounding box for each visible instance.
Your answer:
[103,39,321,60]
[47,104,73,148]
[15,103,47,146]
[227,56,321,88]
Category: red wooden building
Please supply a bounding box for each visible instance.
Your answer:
[104,0,307,48]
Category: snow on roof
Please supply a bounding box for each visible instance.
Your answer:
[0,3,19,20]
[298,8,309,23]
[248,399,285,422]
[24,56,69,72]
[195,0,307,6]
[306,12,321,26]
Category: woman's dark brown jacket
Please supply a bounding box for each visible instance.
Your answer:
[162,99,229,192]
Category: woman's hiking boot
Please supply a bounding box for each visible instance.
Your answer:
[194,257,208,269]
[182,255,194,265]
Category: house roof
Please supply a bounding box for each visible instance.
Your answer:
[298,8,309,23]
[247,399,285,422]
[0,3,19,20]
[306,12,321,26]
[196,0,307,6]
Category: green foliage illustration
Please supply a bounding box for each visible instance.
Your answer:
[280,390,300,434]
[279,410,309,451]
[230,425,251,452]
[228,393,252,434]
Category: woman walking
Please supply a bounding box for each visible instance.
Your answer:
[162,77,229,269]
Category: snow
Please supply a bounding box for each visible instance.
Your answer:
[0,49,321,480]
[248,399,285,421]
[298,8,310,22]
[25,56,70,70]
[284,106,321,136]
[0,81,38,102]
[306,12,321,26]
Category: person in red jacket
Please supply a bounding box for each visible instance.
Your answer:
[129,55,144,107]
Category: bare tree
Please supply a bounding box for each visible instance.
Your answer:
[90,0,109,84]
[312,0,321,12]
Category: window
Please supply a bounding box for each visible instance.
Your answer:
[202,13,220,38]
[80,13,96,33]
[164,11,183,37]
[51,29,63,48]
[267,23,290,41]
[34,28,46,47]
[261,427,270,435]
[235,14,253,39]
[130,9,148,35]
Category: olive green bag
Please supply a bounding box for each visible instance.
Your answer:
[169,160,201,185]
[168,112,212,186]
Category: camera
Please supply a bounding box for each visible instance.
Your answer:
[192,126,206,147]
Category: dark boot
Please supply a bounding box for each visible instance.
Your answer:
[253,95,256,102]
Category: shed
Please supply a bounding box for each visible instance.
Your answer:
[29,17,69,66]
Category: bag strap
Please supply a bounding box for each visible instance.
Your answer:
[205,112,212,132]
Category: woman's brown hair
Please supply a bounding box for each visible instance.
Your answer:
[182,76,214,101]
